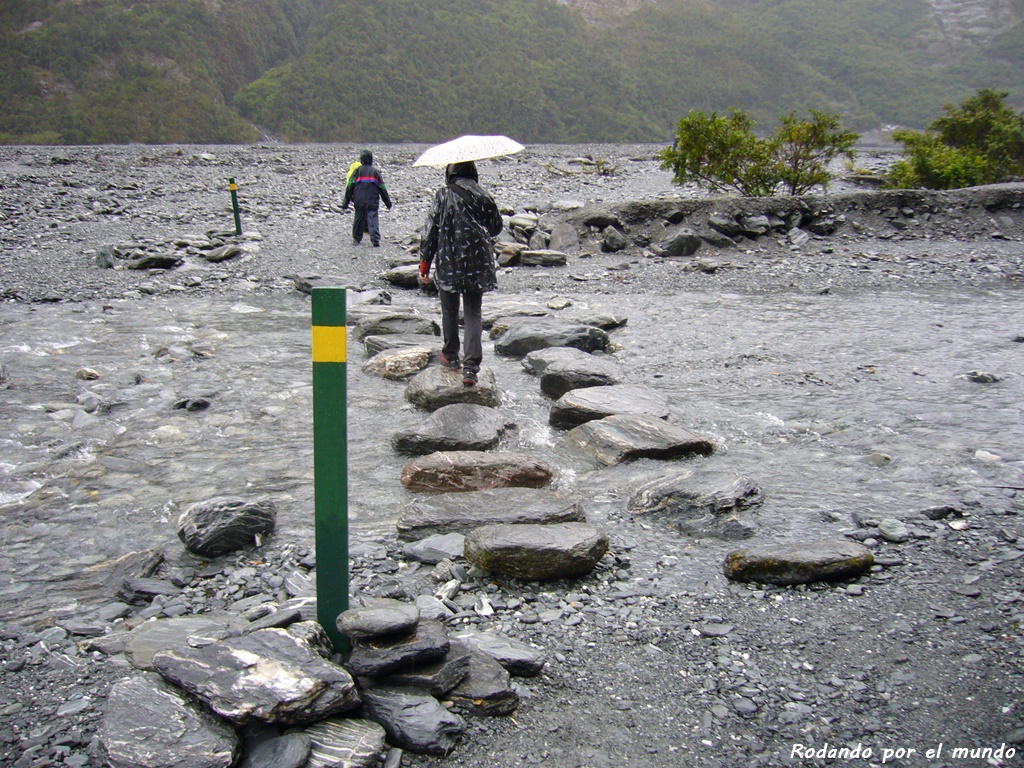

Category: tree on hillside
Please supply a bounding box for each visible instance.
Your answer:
[887,89,1024,189]
[660,108,857,196]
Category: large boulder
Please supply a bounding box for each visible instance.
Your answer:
[392,403,514,454]
[405,365,501,409]
[400,451,554,492]
[463,522,609,580]
[562,414,715,465]
[152,628,360,726]
[177,497,276,558]
[723,539,875,585]
[494,318,609,358]
[396,487,585,540]
[101,673,239,768]
[549,384,671,429]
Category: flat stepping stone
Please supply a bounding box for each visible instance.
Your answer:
[522,347,623,399]
[354,313,438,340]
[723,539,875,585]
[520,249,568,266]
[336,597,419,640]
[362,333,439,356]
[481,299,551,329]
[124,615,249,671]
[494,318,609,357]
[451,629,547,677]
[372,639,472,696]
[396,487,585,540]
[405,366,501,409]
[400,451,554,493]
[362,347,431,380]
[549,384,670,429]
[628,467,764,517]
[392,403,514,454]
[562,414,715,465]
[360,686,466,756]
[463,522,609,580]
[382,263,422,288]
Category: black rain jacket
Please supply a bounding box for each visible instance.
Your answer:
[419,176,502,294]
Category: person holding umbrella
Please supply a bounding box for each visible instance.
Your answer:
[416,136,521,386]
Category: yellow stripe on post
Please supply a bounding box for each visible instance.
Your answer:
[311,325,348,363]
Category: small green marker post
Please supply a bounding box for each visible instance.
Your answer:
[228,177,242,236]
[311,286,349,652]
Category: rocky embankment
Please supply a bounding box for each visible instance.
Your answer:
[1,145,1024,768]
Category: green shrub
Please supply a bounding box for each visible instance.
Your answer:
[887,89,1024,189]
[660,108,857,197]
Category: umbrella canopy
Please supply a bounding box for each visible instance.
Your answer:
[412,134,525,167]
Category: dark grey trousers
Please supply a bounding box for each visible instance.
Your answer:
[439,289,483,373]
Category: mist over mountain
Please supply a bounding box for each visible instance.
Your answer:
[1,0,1020,144]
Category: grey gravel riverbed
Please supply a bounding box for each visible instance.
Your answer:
[1,143,1023,768]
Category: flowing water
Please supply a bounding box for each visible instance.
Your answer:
[1,283,1022,623]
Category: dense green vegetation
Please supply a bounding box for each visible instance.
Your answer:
[0,0,1021,144]
[661,108,858,196]
[888,89,1024,188]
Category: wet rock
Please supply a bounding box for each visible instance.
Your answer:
[101,673,239,768]
[344,619,450,677]
[463,522,609,580]
[405,365,501,409]
[152,628,361,725]
[481,298,551,328]
[396,487,585,540]
[300,717,386,768]
[392,403,514,454]
[549,384,671,429]
[124,615,249,671]
[529,348,624,399]
[117,577,183,605]
[562,414,715,466]
[382,263,423,288]
[362,333,441,356]
[628,468,764,517]
[337,597,420,640]
[399,451,554,492]
[402,533,466,565]
[362,346,431,380]
[372,639,473,696]
[361,686,466,756]
[177,497,276,557]
[451,629,547,677]
[878,518,911,543]
[238,732,311,768]
[494,317,610,357]
[353,313,438,340]
[723,539,875,585]
[658,226,703,256]
[448,648,519,717]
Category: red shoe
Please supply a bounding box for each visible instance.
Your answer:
[462,370,478,387]
[438,353,461,370]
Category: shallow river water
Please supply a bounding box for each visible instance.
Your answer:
[2,282,1021,624]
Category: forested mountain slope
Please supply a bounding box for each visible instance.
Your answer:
[0,0,1020,144]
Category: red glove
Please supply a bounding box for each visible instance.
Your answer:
[418,261,430,282]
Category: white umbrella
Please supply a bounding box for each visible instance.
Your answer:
[412,134,525,167]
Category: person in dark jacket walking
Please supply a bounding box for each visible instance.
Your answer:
[418,161,503,386]
[342,149,392,246]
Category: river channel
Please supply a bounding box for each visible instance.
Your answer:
[2,281,1021,625]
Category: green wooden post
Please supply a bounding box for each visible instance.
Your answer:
[228,178,242,236]
[311,286,348,652]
